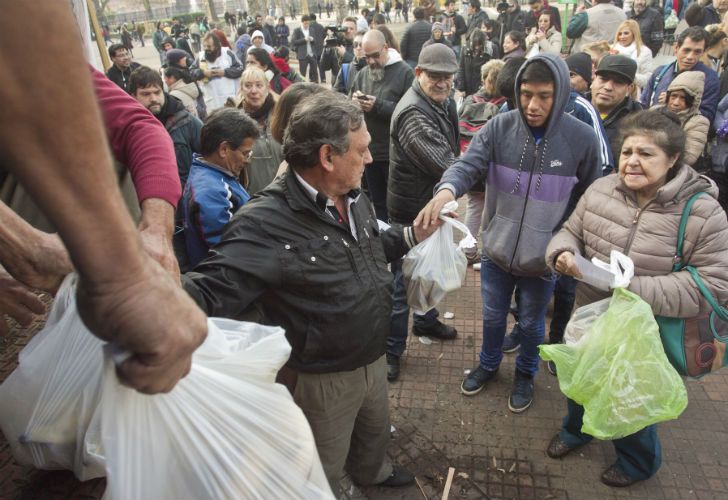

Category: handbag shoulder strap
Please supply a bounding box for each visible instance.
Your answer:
[686,266,728,323]
[673,191,728,326]
[672,191,708,272]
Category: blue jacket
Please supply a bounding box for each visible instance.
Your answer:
[182,155,251,267]
[437,53,601,276]
[640,61,720,123]
[565,91,613,174]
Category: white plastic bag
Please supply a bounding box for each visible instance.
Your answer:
[563,298,610,346]
[0,274,334,499]
[402,201,475,314]
[100,318,333,500]
[591,250,634,289]
[0,274,105,480]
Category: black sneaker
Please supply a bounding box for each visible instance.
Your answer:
[378,465,415,487]
[502,327,521,353]
[412,320,457,340]
[386,353,400,382]
[461,365,497,396]
[508,369,534,413]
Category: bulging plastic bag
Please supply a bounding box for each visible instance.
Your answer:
[402,201,475,314]
[101,318,333,500]
[0,274,105,480]
[540,288,688,440]
[0,274,334,499]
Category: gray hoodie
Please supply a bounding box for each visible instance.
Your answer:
[437,52,601,276]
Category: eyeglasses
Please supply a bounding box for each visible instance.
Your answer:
[231,143,254,159]
[425,71,454,82]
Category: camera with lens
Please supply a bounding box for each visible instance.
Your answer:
[496,1,510,13]
[324,25,347,47]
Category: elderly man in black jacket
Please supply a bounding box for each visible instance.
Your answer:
[183,92,436,495]
[628,0,664,57]
[386,44,460,381]
[400,7,433,67]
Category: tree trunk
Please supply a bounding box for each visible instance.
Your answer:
[247,0,266,17]
[205,0,220,21]
[141,0,153,18]
[91,0,109,23]
[334,0,347,23]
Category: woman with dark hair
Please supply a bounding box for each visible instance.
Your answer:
[545,109,728,488]
[274,46,306,83]
[374,25,400,52]
[246,47,292,96]
[269,83,330,176]
[502,30,526,60]
[164,66,202,118]
[456,30,492,97]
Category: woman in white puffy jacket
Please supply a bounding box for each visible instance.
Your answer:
[611,20,652,91]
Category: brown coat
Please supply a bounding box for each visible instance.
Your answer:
[654,71,710,167]
[546,166,728,317]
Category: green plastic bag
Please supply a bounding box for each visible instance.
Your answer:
[540,288,688,440]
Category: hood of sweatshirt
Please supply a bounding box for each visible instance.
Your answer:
[385,47,403,65]
[514,52,570,139]
[666,70,704,118]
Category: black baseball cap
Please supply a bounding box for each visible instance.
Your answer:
[595,54,637,84]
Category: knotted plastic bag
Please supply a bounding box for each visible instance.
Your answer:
[540,288,688,440]
[402,201,475,314]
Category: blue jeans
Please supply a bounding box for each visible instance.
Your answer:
[560,399,662,481]
[479,258,556,375]
[387,258,439,358]
[510,274,576,344]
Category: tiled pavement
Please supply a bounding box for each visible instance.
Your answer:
[2,261,728,499]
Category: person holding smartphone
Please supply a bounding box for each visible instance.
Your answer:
[526,12,563,55]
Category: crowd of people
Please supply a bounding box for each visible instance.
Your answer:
[2,0,728,497]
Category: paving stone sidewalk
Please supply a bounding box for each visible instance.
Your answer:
[2,260,727,499]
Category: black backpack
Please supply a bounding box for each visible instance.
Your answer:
[194,82,207,120]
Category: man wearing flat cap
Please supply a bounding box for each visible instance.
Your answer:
[588,54,643,157]
[386,44,460,381]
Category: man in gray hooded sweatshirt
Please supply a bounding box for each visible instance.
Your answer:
[416,53,601,413]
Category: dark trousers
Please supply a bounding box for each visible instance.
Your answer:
[560,399,662,481]
[299,54,319,83]
[549,275,576,343]
[316,52,327,82]
[387,258,440,358]
[511,274,576,344]
[363,160,389,222]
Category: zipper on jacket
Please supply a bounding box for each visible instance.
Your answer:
[508,144,539,271]
[342,238,364,284]
[622,201,653,256]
